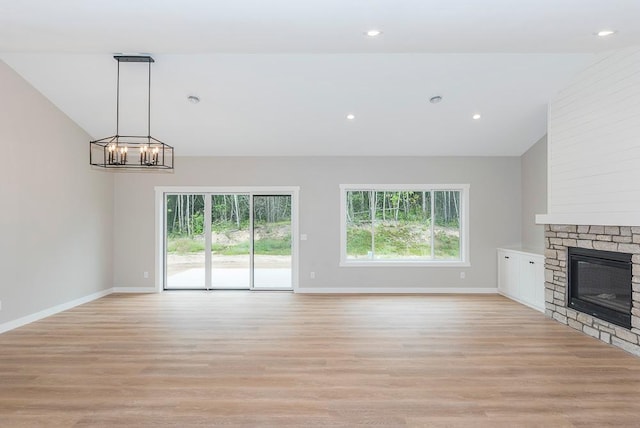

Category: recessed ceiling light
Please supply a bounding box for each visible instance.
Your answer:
[596,30,617,37]
[429,95,443,104]
[365,29,382,37]
[187,95,200,104]
[346,114,356,120]
[472,113,481,120]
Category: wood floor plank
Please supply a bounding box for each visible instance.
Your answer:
[1,292,640,427]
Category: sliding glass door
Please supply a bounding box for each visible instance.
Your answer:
[211,194,251,289]
[164,191,294,290]
[253,195,292,290]
[165,194,207,289]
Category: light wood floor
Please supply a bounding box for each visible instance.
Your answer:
[1,293,640,427]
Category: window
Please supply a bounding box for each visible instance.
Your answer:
[340,184,469,266]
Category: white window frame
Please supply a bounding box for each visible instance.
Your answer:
[339,184,470,267]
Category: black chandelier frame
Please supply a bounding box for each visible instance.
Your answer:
[89,55,174,170]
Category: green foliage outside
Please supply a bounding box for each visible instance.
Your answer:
[345,189,461,260]
[346,190,460,228]
[346,223,460,260]
[211,237,291,256]
[165,192,460,259]
[375,224,432,257]
[190,211,204,235]
[168,233,291,256]
[434,230,460,259]
[168,220,292,256]
[346,227,372,257]
[167,237,206,254]
[212,219,249,233]
[166,194,292,256]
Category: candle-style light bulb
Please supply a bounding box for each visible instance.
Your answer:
[107,144,115,164]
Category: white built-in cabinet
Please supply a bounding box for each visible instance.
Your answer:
[497,248,545,313]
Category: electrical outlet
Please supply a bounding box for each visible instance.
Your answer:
[460,272,466,279]
[143,271,149,279]
[310,272,315,279]
[300,234,308,241]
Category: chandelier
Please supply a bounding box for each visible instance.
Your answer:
[89,55,174,170]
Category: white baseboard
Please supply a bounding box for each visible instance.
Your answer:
[0,286,159,334]
[0,288,113,334]
[112,287,157,293]
[295,287,498,294]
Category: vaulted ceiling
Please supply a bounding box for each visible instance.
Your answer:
[1,0,638,156]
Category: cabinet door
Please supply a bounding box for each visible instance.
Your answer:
[498,251,519,298]
[520,255,545,312]
[519,257,537,305]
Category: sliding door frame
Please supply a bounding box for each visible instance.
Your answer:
[155,186,300,293]
[251,194,295,291]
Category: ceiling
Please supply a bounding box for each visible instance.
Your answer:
[1,0,638,156]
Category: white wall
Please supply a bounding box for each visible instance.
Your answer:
[540,46,640,226]
[521,135,547,252]
[113,156,521,291]
[0,61,113,324]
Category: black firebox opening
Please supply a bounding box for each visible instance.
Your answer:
[567,247,632,329]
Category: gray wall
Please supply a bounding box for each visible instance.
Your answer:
[0,56,549,324]
[113,156,521,290]
[0,61,114,324]
[521,135,547,252]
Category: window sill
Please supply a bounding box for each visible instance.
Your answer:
[340,260,471,268]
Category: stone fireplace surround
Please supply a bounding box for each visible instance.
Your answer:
[544,224,640,356]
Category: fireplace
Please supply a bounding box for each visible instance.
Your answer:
[543,225,640,356]
[567,247,632,329]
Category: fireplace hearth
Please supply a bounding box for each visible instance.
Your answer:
[567,247,632,329]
